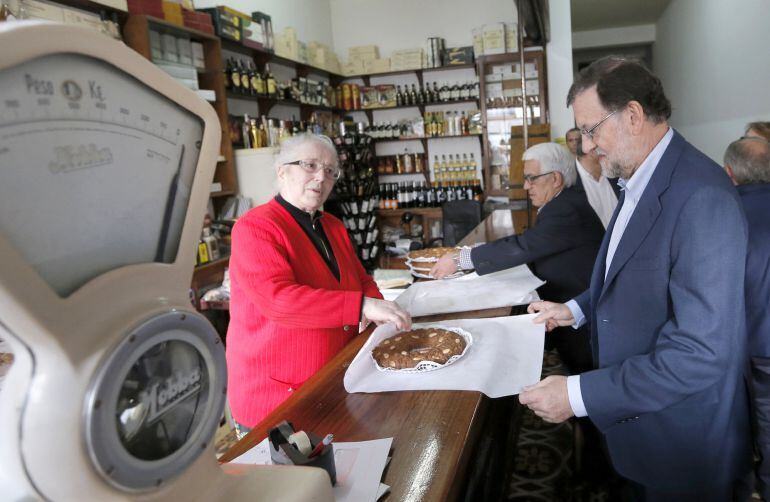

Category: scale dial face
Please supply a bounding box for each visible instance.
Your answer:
[0,53,203,297]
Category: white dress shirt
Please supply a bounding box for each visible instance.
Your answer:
[565,127,674,417]
[575,159,618,229]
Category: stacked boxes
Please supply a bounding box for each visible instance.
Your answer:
[364,58,390,74]
[472,19,520,56]
[245,11,274,51]
[345,45,379,75]
[197,6,248,41]
[425,37,445,68]
[275,27,299,60]
[127,0,163,17]
[183,10,214,34]
[481,22,505,55]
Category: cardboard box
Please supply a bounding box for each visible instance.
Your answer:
[472,26,484,58]
[177,37,193,66]
[252,11,274,51]
[197,7,241,41]
[364,58,390,74]
[161,33,179,62]
[505,22,519,53]
[342,60,366,76]
[482,23,506,55]
[191,41,205,69]
[391,48,423,71]
[275,27,300,60]
[348,45,379,62]
[442,46,474,65]
[360,86,379,109]
[376,84,397,107]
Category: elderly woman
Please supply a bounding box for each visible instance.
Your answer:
[226,134,411,433]
[431,142,603,375]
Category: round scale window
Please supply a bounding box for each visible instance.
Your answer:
[116,340,208,460]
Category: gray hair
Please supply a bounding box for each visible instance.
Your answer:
[274,133,339,170]
[522,142,577,187]
[724,137,770,185]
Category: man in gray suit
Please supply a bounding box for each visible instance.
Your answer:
[521,57,751,499]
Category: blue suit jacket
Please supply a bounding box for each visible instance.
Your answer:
[739,183,770,498]
[574,130,752,490]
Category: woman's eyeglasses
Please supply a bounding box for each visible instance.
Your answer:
[285,159,341,180]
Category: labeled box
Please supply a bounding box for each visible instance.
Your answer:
[442,46,474,66]
[482,22,506,55]
[364,58,390,74]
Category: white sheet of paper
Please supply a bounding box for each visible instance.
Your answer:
[395,265,544,317]
[231,437,393,502]
[344,315,545,398]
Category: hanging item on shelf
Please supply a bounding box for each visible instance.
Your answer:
[332,122,379,269]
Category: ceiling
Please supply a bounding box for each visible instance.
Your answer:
[570,0,672,31]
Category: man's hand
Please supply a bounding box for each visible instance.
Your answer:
[429,252,458,279]
[362,297,412,331]
[519,375,574,423]
[528,301,575,332]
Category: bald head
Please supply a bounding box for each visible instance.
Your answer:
[724,137,770,185]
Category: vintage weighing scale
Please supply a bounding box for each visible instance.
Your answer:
[0,21,333,501]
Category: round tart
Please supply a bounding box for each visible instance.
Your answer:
[371,327,471,372]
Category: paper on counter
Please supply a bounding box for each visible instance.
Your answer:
[395,265,544,317]
[231,437,393,502]
[344,315,545,398]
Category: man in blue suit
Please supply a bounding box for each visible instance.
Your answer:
[724,136,770,499]
[521,57,752,499]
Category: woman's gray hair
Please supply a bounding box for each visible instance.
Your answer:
[274,133,339,170]
[724,137,770,185]
[522,142,577,187]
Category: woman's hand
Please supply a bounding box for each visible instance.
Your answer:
[362,297,412,331]
[429,252,459,279]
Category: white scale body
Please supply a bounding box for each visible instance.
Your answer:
[0,21,332,501]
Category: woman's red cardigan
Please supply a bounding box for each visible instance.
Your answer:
[226,198,381,427]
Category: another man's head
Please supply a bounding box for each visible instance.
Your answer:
[565,128,581,155]
[522,143,576,208]
[723,137,770,186]
[745,122,770,142]
[567,56,671,180]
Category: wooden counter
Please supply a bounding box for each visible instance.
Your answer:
[219,306,519,501]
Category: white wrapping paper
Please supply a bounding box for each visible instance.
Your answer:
[395,265,544,317]
[344,315,545,398]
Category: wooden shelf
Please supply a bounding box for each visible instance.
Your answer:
[49,0,128,21]
[225,91,344,114]
[345,63,477,80]
[141,15,219,42]
[220,39,340,81]
[372,134,481,143]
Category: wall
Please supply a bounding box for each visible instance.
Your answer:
[329,0,516,60]
[572,24,656,50]
[654,0,770,161]
[194,0,335,48]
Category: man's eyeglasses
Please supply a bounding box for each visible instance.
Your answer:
[285,159,341,180]
[522,171,554,184]
[580,109,617,141]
